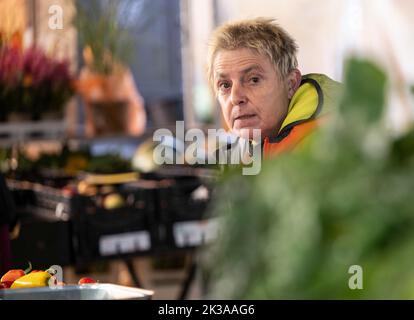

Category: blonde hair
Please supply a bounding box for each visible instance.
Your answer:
[207,18,298,90]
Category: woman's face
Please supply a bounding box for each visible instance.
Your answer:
[214,48,294,140]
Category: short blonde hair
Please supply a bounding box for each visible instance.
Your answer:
[207,18,298,90]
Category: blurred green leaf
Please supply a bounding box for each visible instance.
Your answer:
[340,58,387,123]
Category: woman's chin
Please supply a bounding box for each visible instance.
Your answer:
[232,127,262,141]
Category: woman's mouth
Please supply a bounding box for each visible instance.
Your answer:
[233,114,258,128]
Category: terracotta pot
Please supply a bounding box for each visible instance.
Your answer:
[87,100,129,136]
[76,67,147,137]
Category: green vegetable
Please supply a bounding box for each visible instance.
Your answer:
[86,154,131,174]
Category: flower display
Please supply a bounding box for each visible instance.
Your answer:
[0,43,74,121]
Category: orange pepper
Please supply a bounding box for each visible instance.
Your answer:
[0,270,25,288]
[0,262,32,288]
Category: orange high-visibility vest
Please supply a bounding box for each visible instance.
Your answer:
[263,118,320,158]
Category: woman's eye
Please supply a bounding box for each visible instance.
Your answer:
[250,77,260,84]
[219,82,231,90]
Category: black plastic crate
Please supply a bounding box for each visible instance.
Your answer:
[8,179,71,219]
[70,185,158,264]
[11,215,73,269]
[156,177,216,250]
[8,180,37,208]
[158,177,211,220]
[13,181,159,264]
[32,186,72,221]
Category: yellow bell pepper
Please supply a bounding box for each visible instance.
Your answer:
[10,271,52,289]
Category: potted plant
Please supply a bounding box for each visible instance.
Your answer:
[73,0,146,137]
[0,42,74,122]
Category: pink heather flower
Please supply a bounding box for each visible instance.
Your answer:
[0,46,23,89]
[1,44,74,111]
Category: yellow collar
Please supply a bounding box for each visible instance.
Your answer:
[279,82,319,134]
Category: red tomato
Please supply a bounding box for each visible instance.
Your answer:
[78,277,97,285]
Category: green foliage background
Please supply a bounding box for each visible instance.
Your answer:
[73,0,134,75]
[203,57,414,299]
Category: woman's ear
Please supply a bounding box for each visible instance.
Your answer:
[287,69,302,99]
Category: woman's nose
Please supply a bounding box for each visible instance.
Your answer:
[230,83,247,106]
